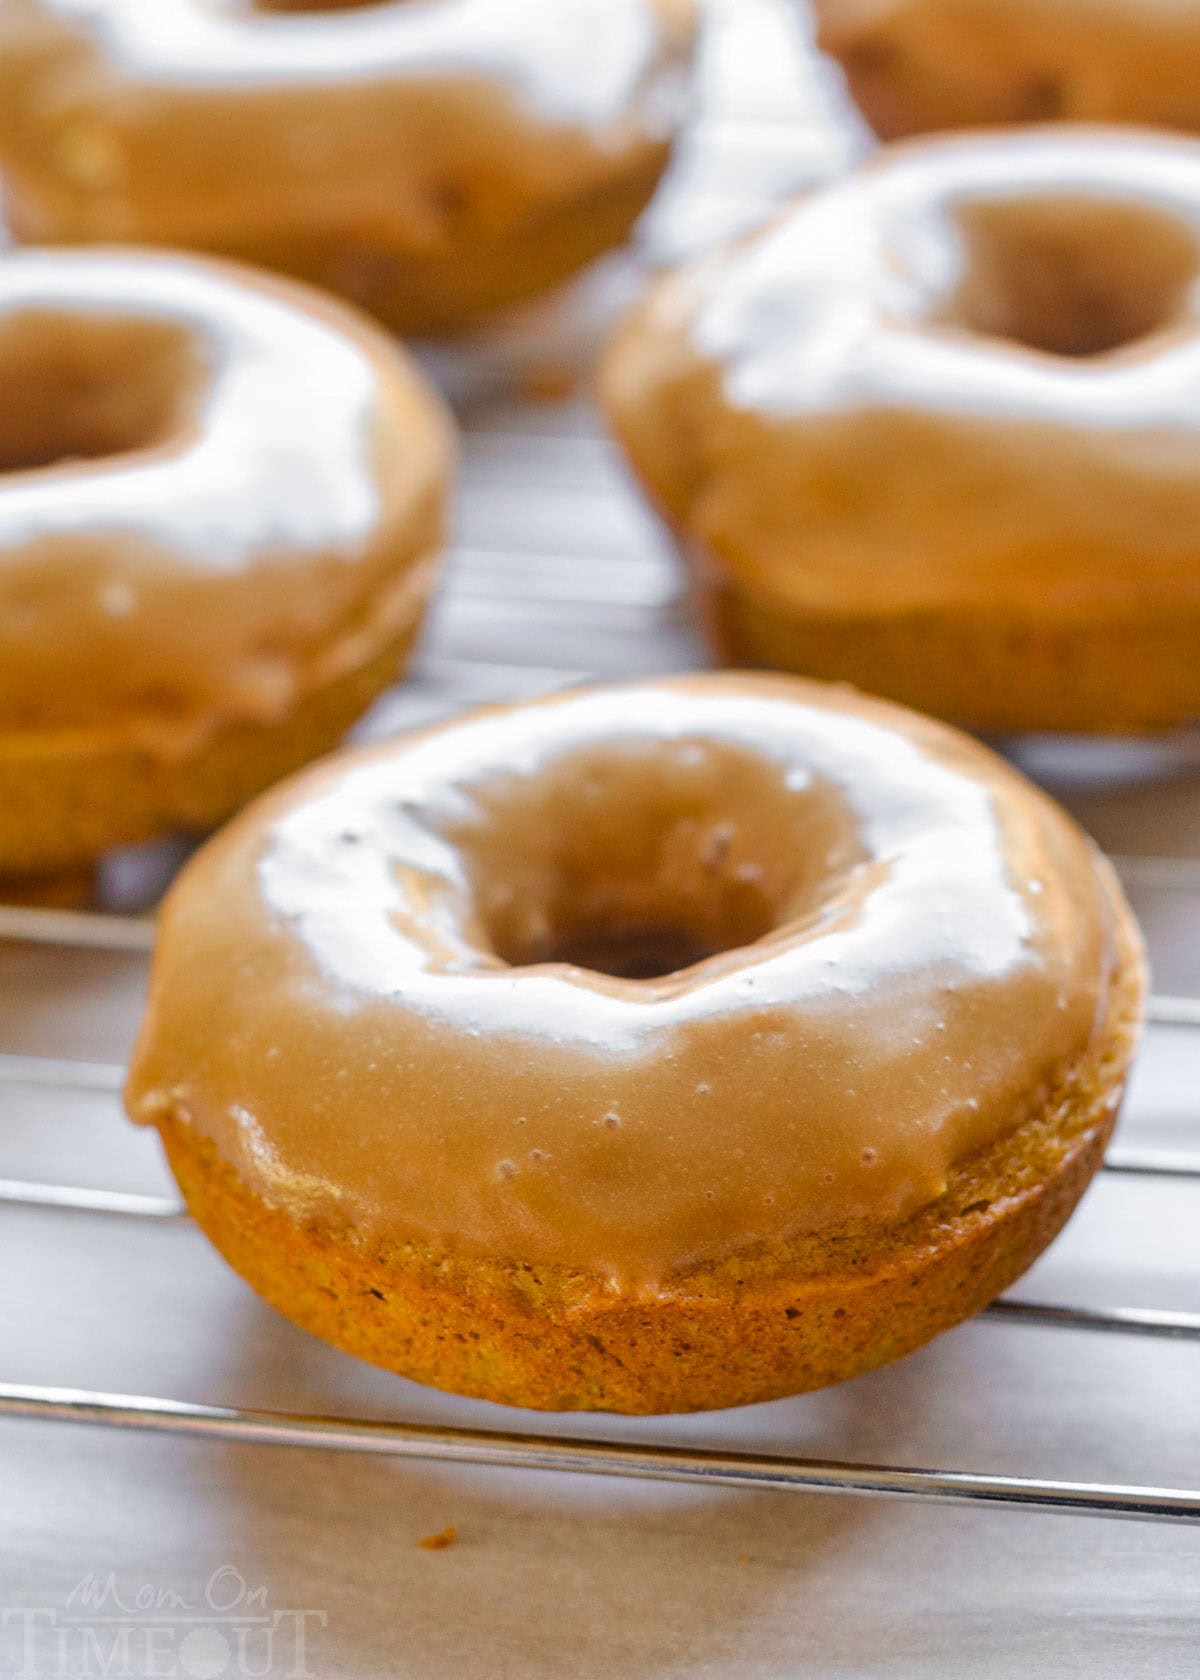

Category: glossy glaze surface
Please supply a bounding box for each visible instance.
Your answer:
[0,0,696,319]
[126,674,1118,1288]
[0,0,687,117]
[604,128,1200,618]
[0,246,450,744]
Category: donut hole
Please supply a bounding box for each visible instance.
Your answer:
[535,926,734,982]
[447,741,863,982]
[945,196,1200,357]
[0,313,196,475]
[502,871,785,982]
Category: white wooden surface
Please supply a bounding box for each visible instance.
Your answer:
[2,4,1198,1675]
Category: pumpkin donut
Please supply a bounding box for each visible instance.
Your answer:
[0,245,450,880]
[126,674,1144,1414]
[814,0,1200,141]
[0,0,698,334]
[602,128,1200,734]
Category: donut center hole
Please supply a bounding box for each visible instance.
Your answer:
[448,741,863,982]
[0,313,196,475]
[526,923,742,982]
[947,196,1200,357]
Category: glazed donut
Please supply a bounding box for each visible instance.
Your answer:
[602,128,1200,734]
[813,0,1200,140]
[0,246,450,879]
[0,0,697,334]
[126,674,1144,1414]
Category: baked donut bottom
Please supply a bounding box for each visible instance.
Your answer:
[696,574,1200,737]
[250,149,671,336]
[0,597,427,879]
[151,874,1143,1415]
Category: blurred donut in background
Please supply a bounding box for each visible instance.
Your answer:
[0,0,698,334]
[813,0,1200,140]
[602,127,1200,735]
[0,245,451,883]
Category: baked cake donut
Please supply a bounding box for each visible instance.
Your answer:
[602,128,1200,735]
[813,0,1200,141]
[0,246,450,881]
[0,0,698,334]
[126,674,1145,1414]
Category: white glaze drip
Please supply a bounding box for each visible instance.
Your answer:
[691,129,1200,424]
[0,248,379,562]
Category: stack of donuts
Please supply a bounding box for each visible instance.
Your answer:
[6,0,1187,1414]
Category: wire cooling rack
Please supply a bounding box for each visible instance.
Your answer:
[0,2,1197,1595]
[1,389,1198,1528]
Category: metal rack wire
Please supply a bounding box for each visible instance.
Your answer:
[1,868,1198,1528]
[2,437,1200,1529]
